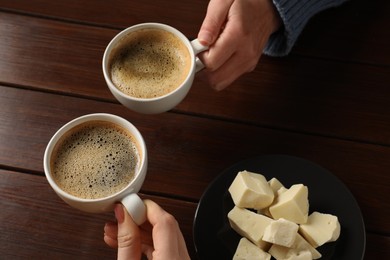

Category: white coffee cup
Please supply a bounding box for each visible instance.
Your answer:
[43,113,147,225]
[102,23,208,114]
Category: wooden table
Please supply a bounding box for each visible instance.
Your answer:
[0,0,389,259]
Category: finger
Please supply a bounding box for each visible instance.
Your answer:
[200,4,247,72]
[115,204,142,260]
[104,233,119,249]
[103,215,152,250]
[104,221,118,237]
[143,200,190,259]
[141,244,154,260]
[204,50,259,91]
[198,0,234,45]
[199,37,235,73]
[143,199,171,226]
[104,222,118,248]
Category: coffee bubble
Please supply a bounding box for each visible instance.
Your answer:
[51,121,139,199]
[110,28,191,98]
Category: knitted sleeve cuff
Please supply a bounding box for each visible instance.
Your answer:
[264,0,348,57]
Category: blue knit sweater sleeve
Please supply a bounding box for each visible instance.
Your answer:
[264,0,348,56]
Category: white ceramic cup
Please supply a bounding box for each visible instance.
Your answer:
[43,113,148,225]
[102,23,208,114]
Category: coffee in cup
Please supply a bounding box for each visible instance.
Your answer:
[44,113,147,225]
[103,23,208,114]
[50,120,139,200]
[110,28,192,99]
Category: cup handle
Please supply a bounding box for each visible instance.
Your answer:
[121,193,146,225]
[191,39,208,73]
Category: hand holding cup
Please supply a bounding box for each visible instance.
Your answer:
[102,23,208,114]
[44,113,147,225]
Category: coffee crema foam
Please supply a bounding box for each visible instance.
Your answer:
[110,28,191,98]
[51,121,139,199]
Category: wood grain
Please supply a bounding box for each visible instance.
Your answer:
[0,0,389,258]
[0,169,198,259]
[1,169,389,259]
[0,0,388,64]
[0,12,389,146]
[0,0,207,37]
[1,86,389,235]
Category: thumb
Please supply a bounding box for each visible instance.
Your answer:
[115,204,141,260]
[198,0,234,45]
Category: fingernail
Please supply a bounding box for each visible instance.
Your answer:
[114,204,125,223]
[198,31,213,46]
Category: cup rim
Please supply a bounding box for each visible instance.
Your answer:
[43,113,147,203]
[102,22,196,102]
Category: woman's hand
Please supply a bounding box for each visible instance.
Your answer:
[104,200,190,260]
[197,0,281,90]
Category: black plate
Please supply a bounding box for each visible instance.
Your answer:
[193,155,365,260]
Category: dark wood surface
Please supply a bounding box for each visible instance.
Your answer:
[0,0,389,259]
